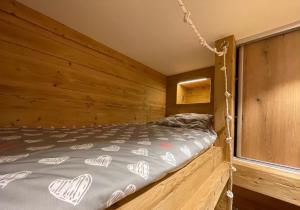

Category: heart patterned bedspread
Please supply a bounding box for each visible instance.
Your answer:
[0,123,217,210]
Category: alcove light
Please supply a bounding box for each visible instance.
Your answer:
[177,78,208,85]
[176,78,211,104]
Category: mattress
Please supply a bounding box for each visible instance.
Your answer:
[0,123,217,210]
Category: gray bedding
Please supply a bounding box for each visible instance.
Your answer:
[0,123,217,210]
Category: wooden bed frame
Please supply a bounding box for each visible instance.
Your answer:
[109,146,229,210]
[0,1,236,209]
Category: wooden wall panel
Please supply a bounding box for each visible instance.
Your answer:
[166,67,214,116]
[0,0,166,127]
[240,30,300,168]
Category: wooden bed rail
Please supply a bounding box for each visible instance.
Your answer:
[109,146,229,210]
[181,162,229,210]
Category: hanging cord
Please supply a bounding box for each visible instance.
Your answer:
[221,44,235,209]
[176,0,234,209]
[177,0,224,56]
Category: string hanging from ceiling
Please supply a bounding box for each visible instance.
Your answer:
[176,0,235,209]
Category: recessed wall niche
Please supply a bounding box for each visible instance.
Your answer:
[176,78,211,104]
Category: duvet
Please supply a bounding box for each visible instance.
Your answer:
[0,123,217,210]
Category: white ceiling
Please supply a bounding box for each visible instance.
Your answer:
[18,0,300,75]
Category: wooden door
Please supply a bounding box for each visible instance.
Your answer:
[238,30,300,168]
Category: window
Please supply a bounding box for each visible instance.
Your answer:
[176,78,211,104]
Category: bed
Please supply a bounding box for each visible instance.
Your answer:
[0,0,236,208]
[0,114,226,210]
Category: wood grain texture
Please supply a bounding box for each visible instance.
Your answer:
[214,184,230,210]
[233,158,300,206]
[214,36,236,133]
[176,79,211,104]
[233,186,300,210]
[213,35,236,210]
[108,146,228,210]
[240,30,300,167]
[214,35,236,154]
[166,67,214,116]
[0,0,166,127]
[181,162,229,210]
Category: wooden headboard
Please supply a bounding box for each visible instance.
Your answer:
[0,0,166,127]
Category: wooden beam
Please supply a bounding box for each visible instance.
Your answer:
[214,36,236,210]
[233,158,300,206]
[214,35,236,154]
[214,35,236,133]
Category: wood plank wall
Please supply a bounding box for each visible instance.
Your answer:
[0,0,166,127]
[239,30,300,168]
[166,67,214,116]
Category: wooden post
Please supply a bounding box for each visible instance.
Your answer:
[214,35,236,210]
[214,35,236,159]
